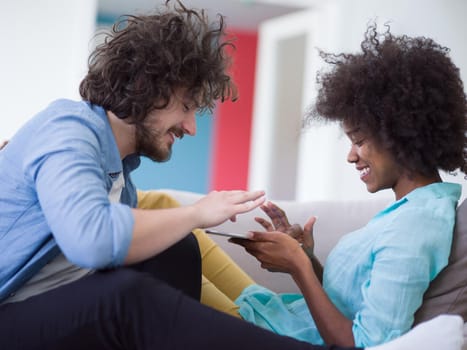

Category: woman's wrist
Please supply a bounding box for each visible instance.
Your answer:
[301,244,314,261]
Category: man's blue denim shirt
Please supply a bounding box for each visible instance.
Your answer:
[0,99,140,302]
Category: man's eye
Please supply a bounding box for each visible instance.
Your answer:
[183,104,190,112]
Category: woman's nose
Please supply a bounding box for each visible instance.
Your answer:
[347,144,358,163]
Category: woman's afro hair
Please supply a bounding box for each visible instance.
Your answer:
[308,23,467,176]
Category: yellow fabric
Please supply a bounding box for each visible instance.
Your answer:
[136,190,254,318]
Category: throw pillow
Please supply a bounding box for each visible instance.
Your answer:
[413,198,467,325]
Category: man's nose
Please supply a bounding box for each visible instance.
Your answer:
[182,111,197,136]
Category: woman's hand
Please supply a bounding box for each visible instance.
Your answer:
[255,201,316,253]
[192,190,266,228]
[230,231,309,274]
[255,201,298,234]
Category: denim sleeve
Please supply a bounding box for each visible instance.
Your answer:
[352,207,453,347]
[23,113,133,269]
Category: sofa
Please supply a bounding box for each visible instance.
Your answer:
[161,188,467,346]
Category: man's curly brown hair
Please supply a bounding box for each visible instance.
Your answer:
[79,0,237,122]
[309,23,467,177]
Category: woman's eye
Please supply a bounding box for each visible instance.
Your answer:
[354,139,365,146]
[183,104,190,112]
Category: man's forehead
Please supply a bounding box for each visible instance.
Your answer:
[173,87,189,99]
[173,88,198,105]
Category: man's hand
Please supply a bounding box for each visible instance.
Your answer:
[192,190,266,228]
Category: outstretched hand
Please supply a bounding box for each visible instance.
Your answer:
[255,201,316,251]
[255,201,301,235]
[193,190,266,228]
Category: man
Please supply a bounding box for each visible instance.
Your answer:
[0,1,265,347]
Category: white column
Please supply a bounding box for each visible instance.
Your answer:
[0,0,97,140]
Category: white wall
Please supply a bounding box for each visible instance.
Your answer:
[248,10,318,200]
[250,0,467,202]
[0,0,97,141]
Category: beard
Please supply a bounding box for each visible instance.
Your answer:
[134,123,184,162]
[135,124,171,162]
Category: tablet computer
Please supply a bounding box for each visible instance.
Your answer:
[205,229,251,240]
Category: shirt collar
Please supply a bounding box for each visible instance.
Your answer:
[403,182,461,203]
[376,182,461,218]
[87,102,123,176]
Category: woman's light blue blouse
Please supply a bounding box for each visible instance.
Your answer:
[325,182,460,346]
[236,182,461,347]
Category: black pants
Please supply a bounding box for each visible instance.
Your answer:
[0,234,360,350]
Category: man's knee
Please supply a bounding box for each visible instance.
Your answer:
[178,232,202,264]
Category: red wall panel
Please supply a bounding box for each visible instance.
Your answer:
[210,30,258,191]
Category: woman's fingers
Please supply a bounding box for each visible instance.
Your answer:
[254,217,274,231]
[260,201,291,231]
[304,216,317,234]
[302,216,317,249]
[287,224,304,239]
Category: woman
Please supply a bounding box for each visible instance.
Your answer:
[231,23,467,348]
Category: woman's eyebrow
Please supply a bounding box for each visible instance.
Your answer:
[344,126,361,138]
